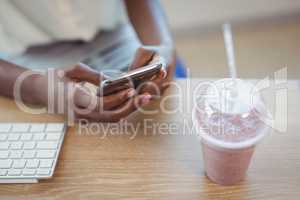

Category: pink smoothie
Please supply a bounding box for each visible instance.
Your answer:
[193,79,269,185]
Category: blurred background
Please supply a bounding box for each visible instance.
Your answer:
[161,0,300,79]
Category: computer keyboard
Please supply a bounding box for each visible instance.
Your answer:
[0,123,66,183]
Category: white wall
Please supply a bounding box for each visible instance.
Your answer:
[161,0,300,30]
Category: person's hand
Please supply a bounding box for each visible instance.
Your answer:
[129,45,176,97]
[32,63,152,122]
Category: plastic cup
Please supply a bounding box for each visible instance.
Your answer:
[192,78,269,185]
[200,140,255,185]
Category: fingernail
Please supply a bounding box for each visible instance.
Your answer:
[127,89,135,98]
[141,94,152,105]
[161,70,167,79]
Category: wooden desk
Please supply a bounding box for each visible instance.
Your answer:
[0,79,299,200]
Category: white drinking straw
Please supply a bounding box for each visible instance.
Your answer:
[222,23,237,79]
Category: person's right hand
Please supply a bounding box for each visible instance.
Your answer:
[32,63,152,122]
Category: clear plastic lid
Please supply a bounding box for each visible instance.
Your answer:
[192,78,270,149]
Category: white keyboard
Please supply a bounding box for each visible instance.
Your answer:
[0,123,66,183]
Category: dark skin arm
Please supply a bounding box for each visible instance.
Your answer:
[0,59,39,104]
[124,0,176,94]
[0,59,152,122]
[124,0,173,46]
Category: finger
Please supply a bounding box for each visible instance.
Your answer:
[129,47,156,70]
[81,93,152,122]
[64,63,106,85]
[160,63,175,94]
[73,86,136,111]
[140,81,163,97]
[101,88,135,110]
[136,70,166,96]
[161,81,171,93]
[97,83,132,97]
[104,93,152,122]
[72,84,99,109]
[156,69,167,80]
[71,85,102,121]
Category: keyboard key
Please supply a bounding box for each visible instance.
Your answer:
[30,124,45,132]
[33,133,45,140]
[20,134,32,141]
[37,168,51,175]
[36,150,56,158]
[22,169,36,176]
[26,159,40,168]
[0,124,11,132]
[0,134,7,141]
[10,141,23,150]
[23,141,36,149]
[0,169,7,176]
[0,123,64,181]
[8,134,20,141]
[45,123,64,132]
[10,150,23,159]
[0,151,9,159]
[40,159,53,168]
[37,141,58,149]
[46,133,61,140]
[23,150,36,158]
[0,159,12,168]
[13,159,26,169]
[0,142,9,150]
[8,169,22,176]
[11,124,30,132]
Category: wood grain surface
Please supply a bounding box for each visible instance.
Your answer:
[0,79,299,200]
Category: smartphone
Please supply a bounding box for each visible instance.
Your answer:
[100,61,165,95]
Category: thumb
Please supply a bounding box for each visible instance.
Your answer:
[72,84,99,110]
[129,47,155,71]
[64,63,106,85]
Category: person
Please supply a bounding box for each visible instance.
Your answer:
[0,0,176,122]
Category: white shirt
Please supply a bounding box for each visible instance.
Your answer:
[0,0,127,54]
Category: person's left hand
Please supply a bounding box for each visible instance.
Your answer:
[128,45,176,97]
